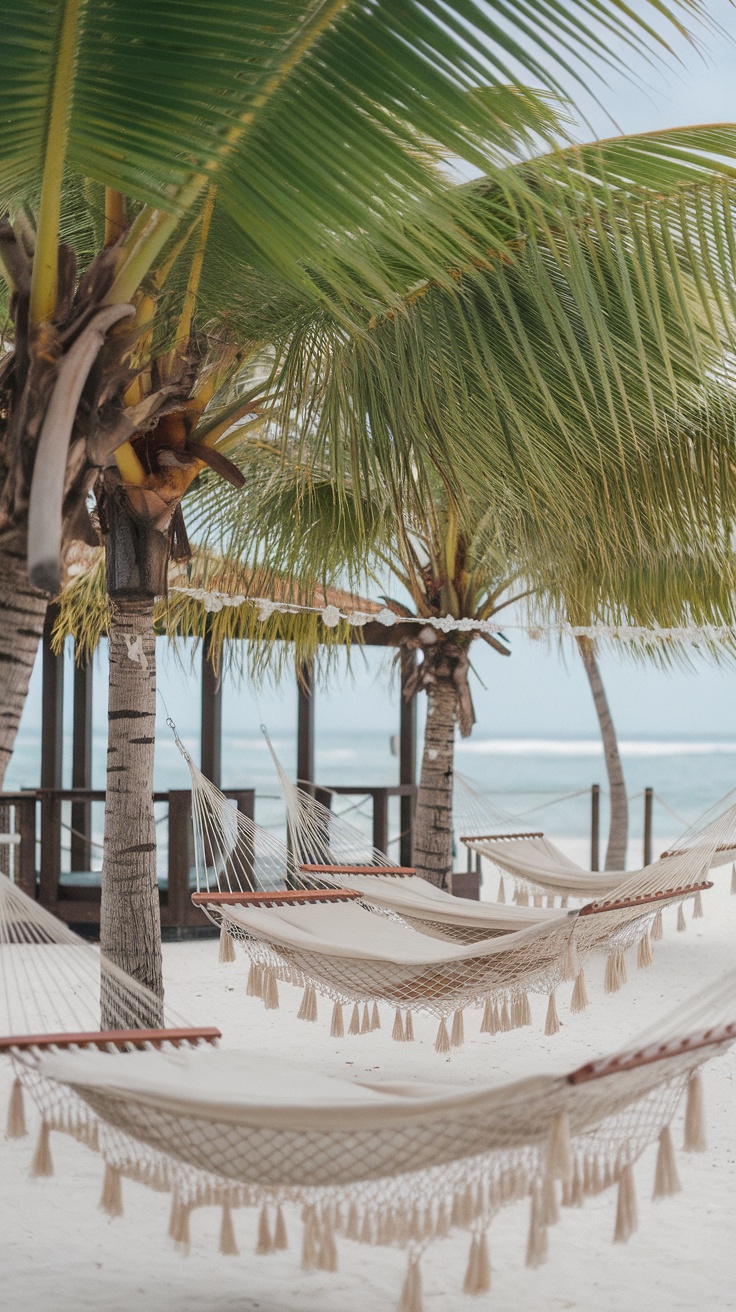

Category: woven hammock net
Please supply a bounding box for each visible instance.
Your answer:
[456,774,736,902]
[2,853,735,1308]
[20,946,736,1309]
[175,724,726,1047]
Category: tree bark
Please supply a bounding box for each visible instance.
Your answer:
[412,675,457,887]
[100,596,163,1023]
[576,635,628,871]
[0,526,49,787]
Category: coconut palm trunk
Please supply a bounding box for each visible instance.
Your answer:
[412,675,458,887]
[100,596,162,1021]
[576,635,628,871]
[99,499,168,1023]
[0,528,49,786]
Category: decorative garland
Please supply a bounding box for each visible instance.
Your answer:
[168,587,736,644]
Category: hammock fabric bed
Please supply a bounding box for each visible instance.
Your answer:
[176,729,717,1048]
[29,968,736,1312]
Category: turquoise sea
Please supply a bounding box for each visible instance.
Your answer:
[6,639,736,876]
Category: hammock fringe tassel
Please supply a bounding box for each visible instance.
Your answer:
[677,902,687,933]
[450,1009,464,1048]
[348,1003,361,1036]
[219,1203,239,1255]
[604,950,627,994]
[263,967,279,1010]
[392,1008,405,1041]
[653,1125,681,1200]
[297,982,317,1023]
[692,891,704,919]
[99,1163,123,1217]
[246,963,263,998]
[570,970,589,1014]
[544,993,560,1037]
[405,1011,414,1041]
[651,909,664,941]
[613,1164,637,1244]
[637,932,653,970]
[256,1203,274,1255]
[435,1017,451,1054]
[463,1231,491,1295]
[684,1072,707,1153]
[6,1078,26,1139]
[218,926,236,963]
[399,1254,423,1312]
[525,1184,548,1268]
[331,1001,344,1038]
[29,1120,53,1178]
[274,1204,288,1251]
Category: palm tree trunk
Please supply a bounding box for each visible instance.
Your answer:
[576,635,628,871]
[0,527,49,786]
[412,675,457,887]
[99,595,163,1024]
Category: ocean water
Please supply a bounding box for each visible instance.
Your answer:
[5,638,736,878]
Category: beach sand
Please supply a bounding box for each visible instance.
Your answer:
[2,862,736,1311]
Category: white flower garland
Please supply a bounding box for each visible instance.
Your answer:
[168,586,735,644]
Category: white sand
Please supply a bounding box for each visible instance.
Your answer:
[2,869,736,1312]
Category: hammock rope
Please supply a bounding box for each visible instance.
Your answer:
[173,724,723,1044]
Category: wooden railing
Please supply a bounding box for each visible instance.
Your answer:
[0,787,254,930]
[311,783,417,863]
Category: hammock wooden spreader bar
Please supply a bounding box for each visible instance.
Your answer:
[191,890,362,908]
[569,1021,736,1084]
[300,865,416,877]
[0,1027,221,1053]
[578,881,713,917]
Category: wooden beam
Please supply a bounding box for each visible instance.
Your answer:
[297,660,315,788]
[71,650,92,871]
[200,631,222,787]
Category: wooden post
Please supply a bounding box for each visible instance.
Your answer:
[16,795,37,898]
[297,661,315,789]
[201,631,222,787]
[643,787,653,867]
[399,649,417,867]
[166,790,193,926]
[591,784,600,872]
[71,650,93,871]
[372,789,389,856]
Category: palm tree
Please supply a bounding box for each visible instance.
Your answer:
[2,1,734,997]
[186,127,736,886]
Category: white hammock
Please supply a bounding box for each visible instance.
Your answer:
[456,773,736,902]
[176,728,718,1047]
[31,965,736,1311]
[3,858,735,1310]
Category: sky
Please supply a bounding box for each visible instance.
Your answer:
[11,0,736,792]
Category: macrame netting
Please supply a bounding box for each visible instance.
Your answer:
[457,774,736,904]
[177,727,719,1046]
[26,966,736,1312]
[0,871,218,1178]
